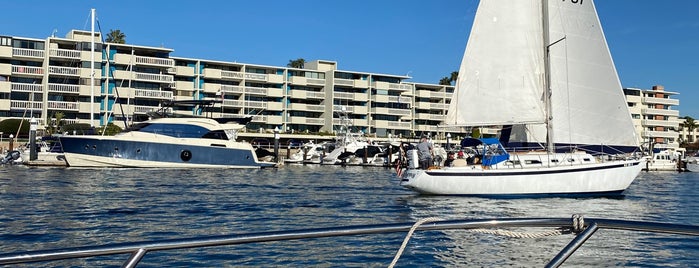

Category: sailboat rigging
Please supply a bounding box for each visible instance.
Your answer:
[398,0,644,196]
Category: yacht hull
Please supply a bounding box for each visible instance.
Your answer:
[61,136,274,168]
[400,160,643,196]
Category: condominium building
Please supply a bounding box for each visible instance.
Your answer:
[624,85,681,150]
[0,30,458,139]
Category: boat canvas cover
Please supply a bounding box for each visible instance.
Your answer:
[460,137,510,166]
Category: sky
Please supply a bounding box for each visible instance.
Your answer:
[1,0,697,118]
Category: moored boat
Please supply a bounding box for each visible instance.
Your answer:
[399,0,644,196]
[60,101,275,168]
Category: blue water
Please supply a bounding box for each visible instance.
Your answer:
[0,165,697,267]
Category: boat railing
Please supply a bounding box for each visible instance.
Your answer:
[0,216,697,267]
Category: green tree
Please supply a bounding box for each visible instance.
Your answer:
[287,58,305,69]
[105,29,126,44]
[450,71,459,84]
[97,123,123,136]
[0,119,30,138]
[684,116,696,133]
[439,77,451,85]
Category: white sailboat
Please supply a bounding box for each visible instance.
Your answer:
[399,0,644,196]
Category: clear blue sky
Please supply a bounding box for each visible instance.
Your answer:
[2,0,697,118]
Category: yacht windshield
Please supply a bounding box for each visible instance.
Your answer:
[124,123,229,140]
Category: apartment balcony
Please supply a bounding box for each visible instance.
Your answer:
[290,89,325,99]
[266,102,283,111]
[133,72,174,84]
[49,48,81,60]
[245,86,267,96]
[12,48,44,59]
[12,65,44,76]
[0,81,9,93]
[172,81,195,91]
[641,119,679,128]
[289,76,307,86]
[371,107,411,116]
[133,105,158,114]
[332,118,368,127]
[49,66,80,77]
[220,85,244,95]
[11,82,43,92]
[416,113,446,121]
[641,130,679,139]
[173,66,195,76]
[625,95,642,103]
[641,108,680,117]
[245,100,267,109]
[334,78,354,87]
[333,92,353,100]
[373,81,411,91]
[135,55,174,68]
[333,105,354,113]
[266,88,284,97]
[371,95,411,103]
[387,121,412,129]
[288,103,324,112]
[47,101,80,111]
[219,70,268,82]
[641,97,679,106]
[133,89,173,100]
[0,63,11,75]
[223,99,244,108]
[307,78,325,86]
[48,83,80,94]
[10,100,42,110]
[289,117,324,125]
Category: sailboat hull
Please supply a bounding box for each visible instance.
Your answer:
[400,160,643,196]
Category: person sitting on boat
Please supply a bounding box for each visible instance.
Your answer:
[417,136,433,169]
[444,151,455,167]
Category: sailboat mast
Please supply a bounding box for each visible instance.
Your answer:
[542,0,555,154]
[90,8,95,128]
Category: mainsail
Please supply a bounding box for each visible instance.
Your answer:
[446,0,639,149]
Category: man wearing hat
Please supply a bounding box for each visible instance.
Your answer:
[416,135,433,169]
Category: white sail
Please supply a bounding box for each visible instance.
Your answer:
[445,0,546,127]
[446,0,638,148]
[546,0,638,147]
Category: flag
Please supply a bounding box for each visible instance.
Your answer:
[395,159,403,177]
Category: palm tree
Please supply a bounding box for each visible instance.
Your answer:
[439,77,451,85]
[105,29,126,44]
[449,71,459,84]
[685,116,696,134]
[287,58,305,69]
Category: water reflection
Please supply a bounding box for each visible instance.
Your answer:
[0,166,696,266]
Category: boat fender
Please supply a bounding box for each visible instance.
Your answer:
[180,150,192,161]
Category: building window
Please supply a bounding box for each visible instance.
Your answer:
[0,36,11,46]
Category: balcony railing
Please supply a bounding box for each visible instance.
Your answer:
[49,66,80,76]
[245,86,267,95]
[220,85,243,94]
[641,97,680,106]
[333,92,354,99]
[334,78,354,86]
[12,65,44,76]
[11,83,43,92]
[47,83,80,94]
[134,89,173,99]
[135,56,174,67]
[47,101,79,111]
[134,73,174,83]
[12,48,44,58]
[10,100,42,110]
[49,48,81,59]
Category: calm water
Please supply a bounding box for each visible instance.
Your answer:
[0,165,697,267]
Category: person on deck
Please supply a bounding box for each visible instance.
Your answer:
[417,136,433,169]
